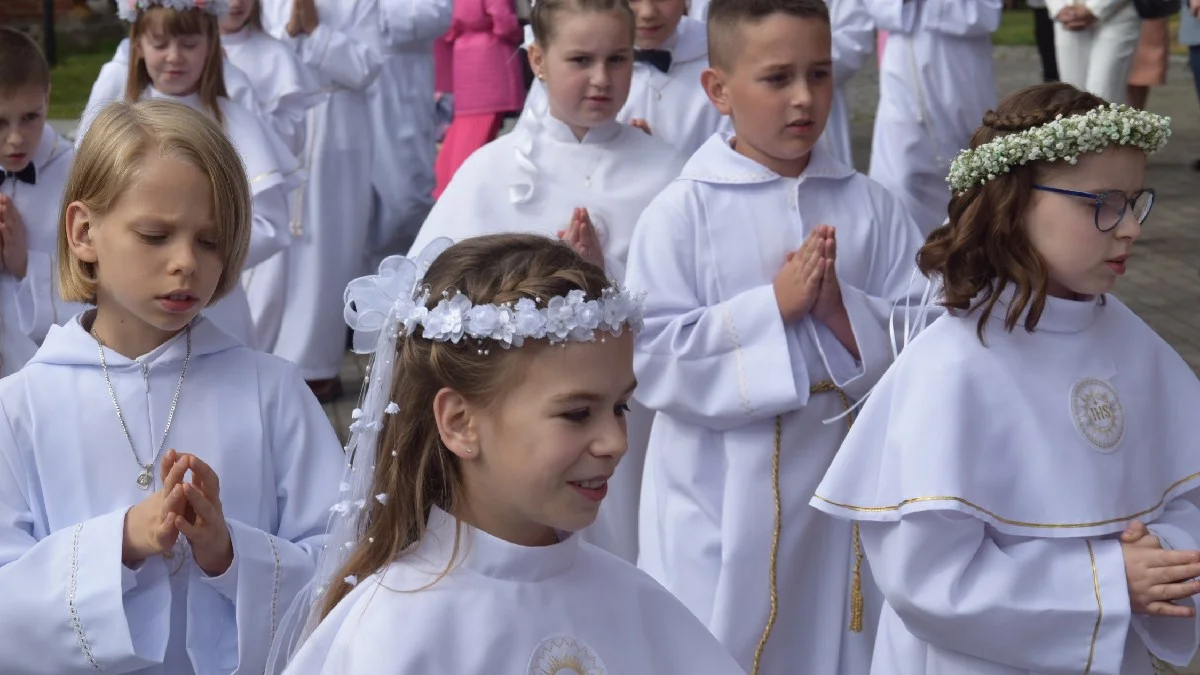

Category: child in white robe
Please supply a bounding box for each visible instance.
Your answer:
[80,36,262,139]
[522,0,727,158]
[865,0,1001,235]
[275,233,746,675]
[256,0,384,403]
[625,0,927,673]
[0,98,342,675]
[813,83,1200,675]
[0,28,87,366]
[218,0,326,157]
[616,0,727,157]
[79,1,301,351]
[409,0,686,565]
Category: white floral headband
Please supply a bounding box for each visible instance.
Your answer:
[344,245,644,355]
[117,0,229,21]
[947,103,1171,195]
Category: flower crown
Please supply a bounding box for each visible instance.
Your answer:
[117,0,229,21]
[947,103,1171,195]
[343,238,645,355]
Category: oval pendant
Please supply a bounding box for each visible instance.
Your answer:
[137,470,152,489]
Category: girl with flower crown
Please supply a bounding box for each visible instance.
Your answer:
[407,0,685,564]
[812,82,1200,674]
[271,233,744,674]
[0,99,342,675]
[78,0,302,352]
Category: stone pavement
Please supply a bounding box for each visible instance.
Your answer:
[323,45,1200,438]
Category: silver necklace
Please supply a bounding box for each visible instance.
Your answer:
[93,324,192,489]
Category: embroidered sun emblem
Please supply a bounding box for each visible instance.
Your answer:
[1070,378,1125,452]
[528,635,607,675]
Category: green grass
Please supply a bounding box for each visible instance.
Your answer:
[48,38,120,120]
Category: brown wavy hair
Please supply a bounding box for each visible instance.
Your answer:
[126,7,228,126]
[917,82,1107,343]
[318,234,611,620]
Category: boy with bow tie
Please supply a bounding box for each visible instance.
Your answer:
[0,28,84,370]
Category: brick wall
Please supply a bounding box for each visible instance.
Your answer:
[0,0,77,24]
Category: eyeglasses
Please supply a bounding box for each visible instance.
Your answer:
[1032,185,1156,232]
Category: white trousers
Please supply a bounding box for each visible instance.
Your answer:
[1053,2,1141,104]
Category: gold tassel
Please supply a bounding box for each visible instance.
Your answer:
[850,522,864,632]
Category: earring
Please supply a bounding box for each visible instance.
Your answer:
[465,447,474,454]
[536,72,545,81]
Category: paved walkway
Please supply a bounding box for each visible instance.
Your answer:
[322,45,1200,439]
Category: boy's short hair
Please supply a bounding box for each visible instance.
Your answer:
[706,0,829,69]
[58,99,251,305]
[0,27,50,97]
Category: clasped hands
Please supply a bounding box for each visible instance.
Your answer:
[122,449,234,577]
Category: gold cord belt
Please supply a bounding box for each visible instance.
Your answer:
[751,381,862,675]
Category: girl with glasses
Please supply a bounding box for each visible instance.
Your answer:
[811,82,1200,675]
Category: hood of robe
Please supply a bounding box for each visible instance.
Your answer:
[28,315,242,369]
[670,16,708,65]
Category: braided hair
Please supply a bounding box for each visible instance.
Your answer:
[917,82,1108,343]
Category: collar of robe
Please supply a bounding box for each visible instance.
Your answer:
[541,113,623,146]
[220,25,253,46]
[680,131,856,185]
[417,507,580,582]
[972,285,1100,335]
[667,15,708,64]
[31,314,238,367]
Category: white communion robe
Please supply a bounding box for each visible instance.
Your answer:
[257,0,384,380]
[811,291,1200,674]
[144,89,300,351]
[865,0,1000,235]
[823,0,875,168]
[281,507,748,674]
[408,114,685,565]
[362,0,453,273]
[521,18,730,159]
[78,38,263,142]
[1,124,89,346]
[626,134,927,675]
[0,315,344,674]
[220,25,327,157]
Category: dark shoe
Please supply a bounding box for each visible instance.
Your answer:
[1192,159,1200,172]
[307,377,344,403]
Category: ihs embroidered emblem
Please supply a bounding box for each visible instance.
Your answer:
[1070,378,1125,452]
[528,635,607,675]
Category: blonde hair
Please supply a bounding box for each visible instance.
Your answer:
[58,99,251,305]
[318,234,611,620]
[126,7,228,126]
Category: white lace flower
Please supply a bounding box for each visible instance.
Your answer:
[117,0,229,21]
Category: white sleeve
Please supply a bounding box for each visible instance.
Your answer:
[918,0,1004,37]
[1134,495,1200,667]
[75,62,129,148]
[183,365,344,675]
[272,0,386,91]
[243,185,294,270]
[860,511,1130,674]
[0,406,172,674]
[625,195,813,430]
[830,0,875,87]
[379,0,454,48]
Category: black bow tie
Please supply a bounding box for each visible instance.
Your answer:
[0,163,36,187]
[635,49,672,73]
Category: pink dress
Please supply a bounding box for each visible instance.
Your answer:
[433,0,525,198]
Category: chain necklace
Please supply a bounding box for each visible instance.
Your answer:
[93,324,192,489]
